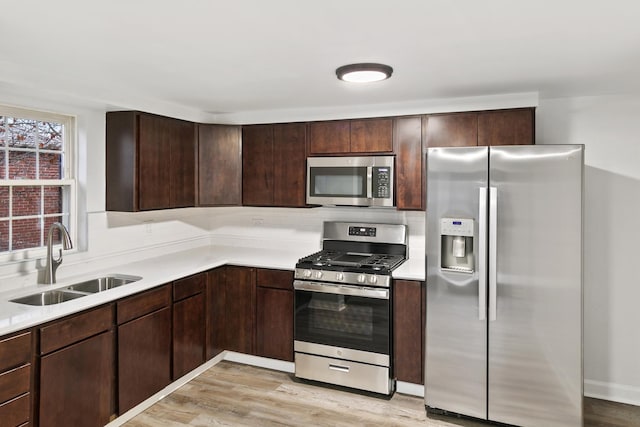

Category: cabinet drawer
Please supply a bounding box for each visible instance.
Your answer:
[40,305,113,355]
[0,365,30,404]
[0,393,30,427]
[173,273,205,301]
[0,332,31,372]
[117,285,171,324]
[256,268,293,290]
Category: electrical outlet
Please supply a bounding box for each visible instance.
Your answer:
[252,218,264,226]
[144,221,153,234]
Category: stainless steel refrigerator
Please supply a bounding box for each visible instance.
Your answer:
[425,145,583,427]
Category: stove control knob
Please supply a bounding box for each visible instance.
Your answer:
[303,270,312,278]
[314,271,323,279]
[336,273,344,281]
[357,274,366,283]
[369,275,378,284]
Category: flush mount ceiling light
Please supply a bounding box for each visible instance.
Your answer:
[336,63,393,83]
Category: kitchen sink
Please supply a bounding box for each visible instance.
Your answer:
[10,289,86,306]
[9,274,143,306]
[64,274,142,293]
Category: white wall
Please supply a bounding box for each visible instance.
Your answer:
[537,94,640,405]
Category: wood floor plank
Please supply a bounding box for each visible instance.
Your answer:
[125,361,639,427]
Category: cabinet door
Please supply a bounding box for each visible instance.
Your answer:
[118,308,171,413]
[350,118,393,153]
[273,123,307,207]
[173,293,205,379]
[478,108,534,146]
[40,330,114,427]
[309,121,350,154]
[242,125,274,206]
[138,114,172,210]
[393,280,424,384]
[394,116,424,210]
[424,113,478,148]
[206,267,225,360]
[256,287,293,361]
[169,119,196,208]
[223,266,256,354]
[198,124,242,206]
[106,111,137,212]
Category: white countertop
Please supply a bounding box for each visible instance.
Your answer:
[0,244,425,337]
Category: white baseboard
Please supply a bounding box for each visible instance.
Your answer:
[224,351,295,373]
[584,379,640,406]
[396,381,424,397]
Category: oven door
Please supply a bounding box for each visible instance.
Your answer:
[294,280,390,356]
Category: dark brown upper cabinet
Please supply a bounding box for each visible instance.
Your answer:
[393,116,424,210]
[106,111,196,211]
[309,118,393,154]
[423,112,479,148]
[424,108,535,148]
[242,123,307,207]
[197,124,242,206]
[478,108,534,146]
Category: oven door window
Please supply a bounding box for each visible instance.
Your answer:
[295,288,389,355]
[309,167,367,198]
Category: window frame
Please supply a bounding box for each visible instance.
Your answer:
[0,104,77,262]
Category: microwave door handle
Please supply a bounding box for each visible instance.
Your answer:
[366,166,373,198]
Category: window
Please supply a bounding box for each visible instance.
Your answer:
[0,106,75,256]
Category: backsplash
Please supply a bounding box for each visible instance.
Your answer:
[0,206,425,292]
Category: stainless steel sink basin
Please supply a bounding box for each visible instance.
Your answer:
[10,274,143,306]
[64,274,142,293]
[10,289,86,306]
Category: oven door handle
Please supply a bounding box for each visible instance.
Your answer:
[294,280,389,300]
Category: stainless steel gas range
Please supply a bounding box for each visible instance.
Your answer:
[293,221,407,395]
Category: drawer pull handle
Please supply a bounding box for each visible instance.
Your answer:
[329,364,350,373]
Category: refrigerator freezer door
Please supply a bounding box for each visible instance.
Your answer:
[488,145,583,427]
[425,146,488,419]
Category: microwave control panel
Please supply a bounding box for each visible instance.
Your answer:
[372,167,391,198]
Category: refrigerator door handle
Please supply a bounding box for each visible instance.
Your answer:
[489,187,498,321]
[478,187,487,321]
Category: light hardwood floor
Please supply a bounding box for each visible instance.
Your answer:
[125,361,640,427]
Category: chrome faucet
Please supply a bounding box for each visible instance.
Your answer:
[43,222,73,284]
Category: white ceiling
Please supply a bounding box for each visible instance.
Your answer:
[1,0,639,123]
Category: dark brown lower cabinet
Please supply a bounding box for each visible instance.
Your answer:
[256,268,294,362]
[206,267,226,359]
[221,266,256,354]
[0,331,33,427]
[256,287,293,361]
[207,266,266,358]
[393,280,425,384]
[39,330,114,427]
[0,393,30,427]
[117,286,172,414]
[172,273,206,379]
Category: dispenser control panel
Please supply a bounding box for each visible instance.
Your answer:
[441,218,474,237]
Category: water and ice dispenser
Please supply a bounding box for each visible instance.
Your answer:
[440,218,474,273]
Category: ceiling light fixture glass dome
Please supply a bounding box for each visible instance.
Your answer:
[336,63,393,83]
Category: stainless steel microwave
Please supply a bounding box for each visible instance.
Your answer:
[306,156,394,207]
